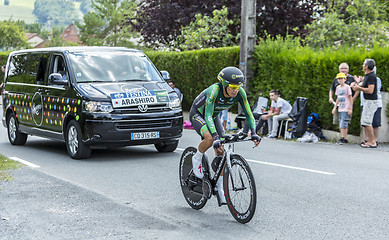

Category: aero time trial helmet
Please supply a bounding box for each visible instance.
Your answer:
[217,67,245,87]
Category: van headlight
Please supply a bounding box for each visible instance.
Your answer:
[169,98,181,109]
[84,101,113,113]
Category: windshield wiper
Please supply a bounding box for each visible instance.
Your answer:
[119,79,150,82]
[78,80,106,83]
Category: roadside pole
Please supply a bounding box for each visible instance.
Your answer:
[239,0,256,114]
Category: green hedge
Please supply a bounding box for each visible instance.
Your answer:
[148,43,389,135]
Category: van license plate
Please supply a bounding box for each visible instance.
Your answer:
[131,132,160,140]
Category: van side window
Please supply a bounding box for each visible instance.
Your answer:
[50,55,68,81]
[8,54,28,83]
[36,55,49,85]
[8,53,49,85]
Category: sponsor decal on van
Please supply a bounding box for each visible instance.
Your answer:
[110,90,169,108]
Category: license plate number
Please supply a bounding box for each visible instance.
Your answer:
[131,132,160,140]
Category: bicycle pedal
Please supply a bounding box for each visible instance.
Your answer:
[202,178,212,199]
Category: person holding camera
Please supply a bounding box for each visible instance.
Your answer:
[352,59,378,148]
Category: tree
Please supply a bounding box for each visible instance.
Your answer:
[376,0,389,16]
[33,0,80,27]
[132,0,240,49]
[0,21,29,50]
[78,0,139,47]
[14,21,75,47]
[176,7,236,50]
[131,0,324,50]
[305,0,389,49]
[15,21,51,39]
[80,0,93,15]
[256,0,326,39]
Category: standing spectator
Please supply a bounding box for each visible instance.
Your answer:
[259,89,292,138]
[352,59,378,148]
[329,62,359,125]
[354,66,382,146]
[332,73,353,144]
[168,80,183,102]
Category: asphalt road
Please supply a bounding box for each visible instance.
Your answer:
[1,109,389,239]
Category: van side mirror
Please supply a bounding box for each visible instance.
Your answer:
[160,70,170,81]
[49,73,68,85]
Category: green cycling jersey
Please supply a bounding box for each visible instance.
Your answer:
[191,82,256,138]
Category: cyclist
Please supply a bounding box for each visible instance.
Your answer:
[189,66,261,204]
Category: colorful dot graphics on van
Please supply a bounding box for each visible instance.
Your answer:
[7,93,81,126]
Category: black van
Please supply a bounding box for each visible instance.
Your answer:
[1,47,183,159]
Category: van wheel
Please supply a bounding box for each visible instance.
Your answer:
[7,112,27,145]
[154,140,178,152]
[65,120,91,159]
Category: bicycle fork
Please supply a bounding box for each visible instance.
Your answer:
[225,145,247,192]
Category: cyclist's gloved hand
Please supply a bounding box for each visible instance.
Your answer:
[213,137,222,149]
[251,134,261,145]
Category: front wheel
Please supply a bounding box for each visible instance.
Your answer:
[7,112,27,145]
[65,120,91,159]
[179,147,207,210]
[224,154,257,224]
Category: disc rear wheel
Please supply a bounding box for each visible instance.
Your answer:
[179,147,207,210]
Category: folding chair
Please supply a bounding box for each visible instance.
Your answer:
[278,118,293,139]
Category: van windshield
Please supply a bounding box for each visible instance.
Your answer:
[68,51,163,83]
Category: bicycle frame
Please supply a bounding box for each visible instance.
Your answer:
[210,139,249,191]
[185,135,256,197]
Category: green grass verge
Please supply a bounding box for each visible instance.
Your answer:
[0,154,22,182]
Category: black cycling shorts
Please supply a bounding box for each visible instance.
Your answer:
[189,107,224,138]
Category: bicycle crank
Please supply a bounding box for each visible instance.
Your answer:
[202,178,212,199]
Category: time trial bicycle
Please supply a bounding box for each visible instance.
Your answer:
[179,134,258,223]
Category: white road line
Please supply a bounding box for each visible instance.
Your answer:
[246,159,335,175]
[9,157,40,168]
[176,148,335,175]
